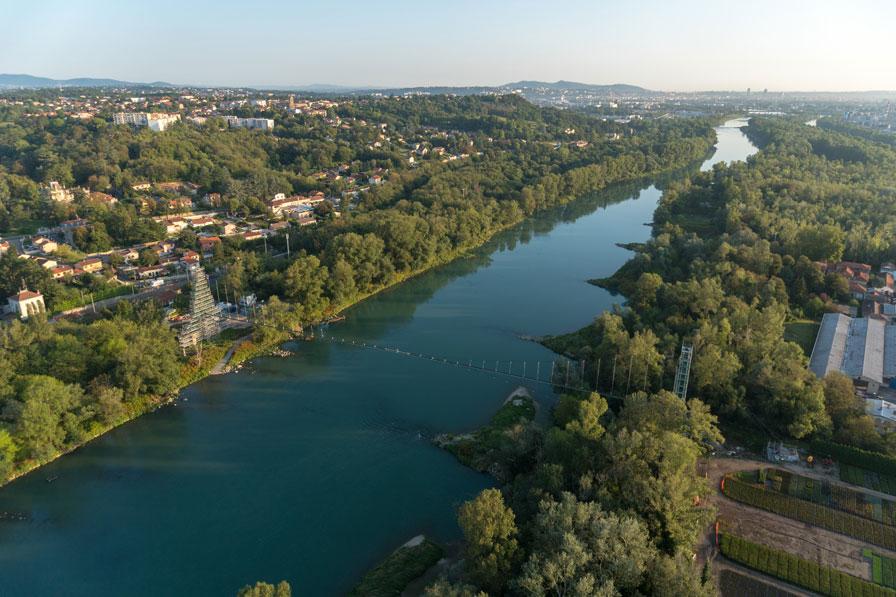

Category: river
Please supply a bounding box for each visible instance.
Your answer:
[0,119,757,596]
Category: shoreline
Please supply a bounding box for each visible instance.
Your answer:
[0,155,712,490]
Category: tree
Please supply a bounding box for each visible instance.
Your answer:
[327,259,357,306]
[283,254,329,321]
[0,428,17,478]
[254,296,302,345]
[236,580,291,597]
[544,393,608,480]
[645,554,715,597]
[794,224,846,261]
[614,391,723,451]
[590,427,712,552]
[12,375,85,461]
[515,493,655,596]
[552,392,607,442]
[423,579,487,597]
[823,372,862,428]
[457,489,520,594]
[138,248,159,266]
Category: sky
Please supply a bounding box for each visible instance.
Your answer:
[1,0,894,91]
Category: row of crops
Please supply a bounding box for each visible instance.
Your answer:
[739,468,896,526]
[841,464,896,496]
[812,441,896,477]
[864,549,896,590]
[722,475,896,550]
[811,440,896,495]
[720,533,896,597]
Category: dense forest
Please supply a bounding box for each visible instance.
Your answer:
[0,94,718,481]
[548,117,896,452]
[424,390,721,596]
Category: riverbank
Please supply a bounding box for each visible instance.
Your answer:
[434,386,538,483]
[350,535,444,596]
[0,147,718,491]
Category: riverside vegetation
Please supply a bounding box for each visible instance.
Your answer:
[418,118,896,595]
[0,94,716,486]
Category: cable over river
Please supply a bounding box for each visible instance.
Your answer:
[0,119,757,596]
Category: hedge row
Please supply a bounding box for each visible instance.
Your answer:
[720,533,896,597]
[841,464,896,497]
[766,467,896,525]
[723,475,896,550]
[811,440,896,478]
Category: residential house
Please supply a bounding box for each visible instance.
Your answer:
[161,217,189,235]
[33,237,58,254]
[189,216,215,229]
[51,265,74,279]
[202,193,222,207]
[75,257,103,273]
[135,265,168,279]
[199,236,222,254]
[167,197,193,211]
[7,289,45,319]
[35,257,58,270]
[180,250,200,265]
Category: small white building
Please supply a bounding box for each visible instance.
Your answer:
[7,289,46,319]
[866,398,896,431]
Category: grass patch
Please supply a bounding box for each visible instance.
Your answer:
[784,320,820,356]
[434,390,539,482]
[351,537,443,596]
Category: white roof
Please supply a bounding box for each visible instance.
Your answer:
[809,313,888,384]
[866,398,896,422]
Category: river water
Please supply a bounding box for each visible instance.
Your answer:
[0,120,757,596]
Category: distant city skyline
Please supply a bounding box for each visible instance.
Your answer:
[3,0,895,92]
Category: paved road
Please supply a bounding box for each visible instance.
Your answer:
[52,276,190,320]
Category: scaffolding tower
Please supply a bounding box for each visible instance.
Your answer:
[673,343,693,400]
[178,269,222,354]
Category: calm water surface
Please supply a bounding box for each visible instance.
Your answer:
[0,120,756,596]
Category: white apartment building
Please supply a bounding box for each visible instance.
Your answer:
[224,116,274,131]
[113,112,181,132]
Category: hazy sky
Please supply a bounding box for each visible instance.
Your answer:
[2,0,894,91]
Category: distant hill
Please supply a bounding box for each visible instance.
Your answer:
[0,74,174,89]
[503,80,655,94]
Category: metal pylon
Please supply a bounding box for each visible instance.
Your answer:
[673,343,693,400]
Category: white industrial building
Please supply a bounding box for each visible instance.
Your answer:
[808,313,896,391]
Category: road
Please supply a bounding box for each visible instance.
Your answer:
[52,275,190,320]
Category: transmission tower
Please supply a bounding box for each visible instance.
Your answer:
[673,343,693,400]
[178,269,222,355]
